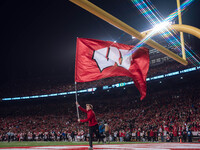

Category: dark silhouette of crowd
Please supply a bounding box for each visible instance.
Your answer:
[0,61,195,99]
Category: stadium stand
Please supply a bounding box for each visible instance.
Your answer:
[0,76,199,142]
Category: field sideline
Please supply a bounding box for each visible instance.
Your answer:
[0,141,148,148]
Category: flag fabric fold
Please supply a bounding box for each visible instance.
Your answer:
[75,38,149,100]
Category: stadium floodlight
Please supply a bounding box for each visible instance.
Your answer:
[131,22,170,40]
[152,21,171,33]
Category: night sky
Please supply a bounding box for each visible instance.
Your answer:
[1,0,200,85]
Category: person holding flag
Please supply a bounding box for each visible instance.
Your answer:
[74,37,149,148]
[76,102,100,150]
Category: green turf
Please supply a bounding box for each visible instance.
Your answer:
[0,141,149,148]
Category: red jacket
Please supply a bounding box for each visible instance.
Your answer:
[150,130,154,137]
[78,106,98,127]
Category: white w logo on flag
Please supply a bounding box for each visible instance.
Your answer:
[93,46,132,72]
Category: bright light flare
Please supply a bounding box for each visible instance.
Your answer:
[132,36,135,39]
[152,21,171,32]
[130,0,200,66]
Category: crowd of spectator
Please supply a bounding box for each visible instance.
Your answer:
[0,82,200,142]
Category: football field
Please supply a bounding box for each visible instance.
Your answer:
[0,142,200,150]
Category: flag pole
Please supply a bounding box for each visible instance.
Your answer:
[75,37,80,119]
[75,81,80,119]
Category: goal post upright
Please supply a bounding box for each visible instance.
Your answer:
[177,0,186,60]
[70,0,188,66]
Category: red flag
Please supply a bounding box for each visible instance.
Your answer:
[75,38,149,100]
